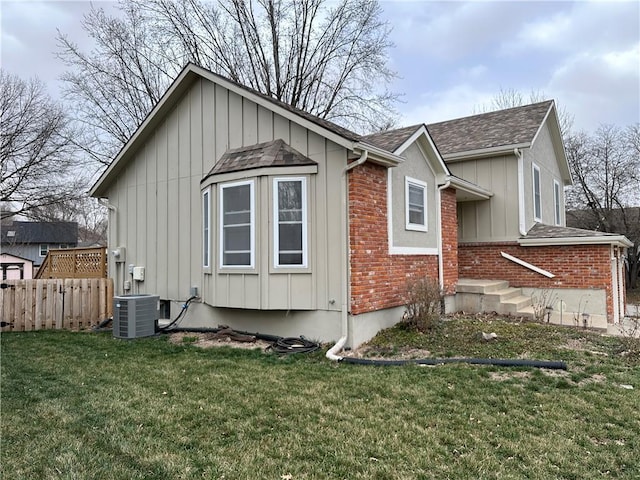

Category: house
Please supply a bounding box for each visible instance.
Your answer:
[0,221,78,268]
[90,63,632,347]
[0,253,34,280]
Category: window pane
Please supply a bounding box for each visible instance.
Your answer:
[276,179,305,266]
[408,183,425,226]
[222,183,252,267]
[278,181,302,210]
[203,191,210,267]
[279,253,303,265]
[279,224,303,250]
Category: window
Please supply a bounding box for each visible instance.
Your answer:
[219,180,254,268]
[274,178,307,267]
[533,164,541,221]
[39,244,48,257]
[553,180,561,226]
[405,177,427,231]
[202,189,211,268]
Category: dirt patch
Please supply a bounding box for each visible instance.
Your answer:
[489,371,532,381]
[350,346,432,361]
[561,338,609,356]
[168,332,271,351]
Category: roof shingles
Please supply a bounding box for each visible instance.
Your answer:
[426,101,553,156]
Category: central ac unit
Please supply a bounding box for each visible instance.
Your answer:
[113,294,159,339]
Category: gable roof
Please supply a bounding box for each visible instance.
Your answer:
[0,221,78,245]
[426,101,554,157]
[203,139,317,179]
[91,63,402,197]
[362,125,423,153]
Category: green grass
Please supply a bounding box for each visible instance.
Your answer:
[2,320,640,479]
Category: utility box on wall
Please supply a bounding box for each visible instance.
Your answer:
[113,294,159,339]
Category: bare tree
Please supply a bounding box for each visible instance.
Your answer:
[474,87,574,138]
[565,124,640,288]
[57,0,398,166]
[0,71,85,220]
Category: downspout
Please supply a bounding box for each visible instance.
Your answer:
[98,199,118,294]
[514,148,527,236]
[327,150,368,361]
[437,180,451,292]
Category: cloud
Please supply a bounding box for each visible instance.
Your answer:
[507,1,640,55]
[400,83,496,126]
[546,44,640,130]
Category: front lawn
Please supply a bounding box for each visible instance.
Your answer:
[1,320,639,479]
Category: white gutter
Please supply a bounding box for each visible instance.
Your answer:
[436,180,451,292]
[514,148,527,236]
[442,142,531,162]
[519,235,634,248]
[327,150,369,361]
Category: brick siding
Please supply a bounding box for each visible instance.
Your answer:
[348,162,442,315]
[459,242,615,321]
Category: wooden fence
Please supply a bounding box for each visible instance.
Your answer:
[0,278,113,332]
[35,247,107,279]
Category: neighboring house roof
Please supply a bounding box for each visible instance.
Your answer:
[204,139,317,178]
[0,252,34,264]
[426,101,554,156]
[519,223,633,248]
[0,221,78,245]
[91,63,403,197]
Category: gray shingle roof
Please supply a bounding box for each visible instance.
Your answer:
[0,221,78,245]
[524,223,623,239]
[361,125,422,153]
[204,139,317,177]
[426,101,553,156]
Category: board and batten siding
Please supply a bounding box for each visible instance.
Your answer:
[105,77,344,312]
[449,154,520,243]
[523,122,565,229]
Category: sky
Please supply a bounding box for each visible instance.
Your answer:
[1,0,639,133]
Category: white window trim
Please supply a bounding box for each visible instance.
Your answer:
[202,188,211,268]
[405,176,428,232]
[39,244,48,257]
[553,179,561,226]
[532,163,542,222]
[219,179,255,269]
[273,177,308,268]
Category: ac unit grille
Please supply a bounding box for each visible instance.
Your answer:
[113,295,159,339]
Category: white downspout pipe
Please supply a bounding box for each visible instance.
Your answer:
[327,150,369,361]
[437,180,451,292]
[514,148,527,236]
[98,198,119,293]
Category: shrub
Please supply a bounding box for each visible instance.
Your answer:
[403,277,443,332]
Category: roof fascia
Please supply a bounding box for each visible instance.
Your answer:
[90,64,200,197]
[194,65,356,151]
[446,176,493,200]
[442,142,531,162]
[353,142,403,167]
[394,126,450,175]
[530,101,573,186]
[518,235,633,248]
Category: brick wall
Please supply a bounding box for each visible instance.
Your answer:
[349,162,439,315]
[440,187,458,295]
[459,242,615,320]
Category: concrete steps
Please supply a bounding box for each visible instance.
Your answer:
[456,279,533,318]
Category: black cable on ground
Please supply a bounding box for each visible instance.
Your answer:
[266,336,321,355]
[339,356,567,370]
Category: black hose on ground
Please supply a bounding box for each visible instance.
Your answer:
[92,317,113,331]
[157,296,198,332]
[340,356,567,370]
